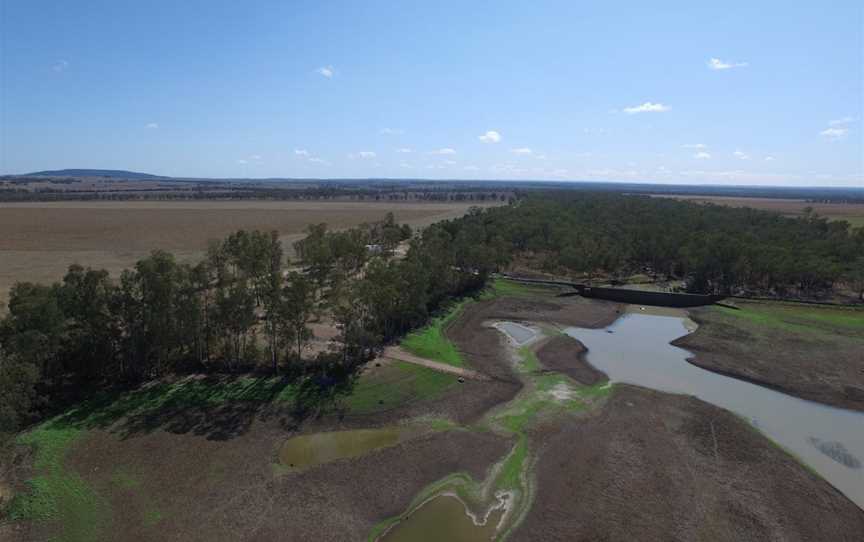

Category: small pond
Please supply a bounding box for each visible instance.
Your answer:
[492,321,537,345]
[565,313,864,509]
[279,427,410,470]
[380,494,505,542]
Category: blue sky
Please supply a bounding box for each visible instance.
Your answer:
[1,0,862,186]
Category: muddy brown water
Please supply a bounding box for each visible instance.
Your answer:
[380,494,504,542]
[565,313,864,510]
[278,428,409,470]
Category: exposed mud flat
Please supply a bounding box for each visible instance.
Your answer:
[676,306,864,412]
[516,385,864,541]
[61,424,511,542]
[535,335,607,385]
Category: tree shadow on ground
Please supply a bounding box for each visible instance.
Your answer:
[47,361,362,441]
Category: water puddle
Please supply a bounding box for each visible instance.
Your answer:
[278,427,411,470]
[565,313,864,509]
[380,493,507,542]
[491,321,537,345]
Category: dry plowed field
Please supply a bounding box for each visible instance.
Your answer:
[0,200,495,307]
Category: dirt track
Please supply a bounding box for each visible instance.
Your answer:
[516,384,864,541]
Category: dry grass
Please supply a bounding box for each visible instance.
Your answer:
[0,200,496,307]
[655,195,864,228]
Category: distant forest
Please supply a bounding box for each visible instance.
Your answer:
[1,192,863,442]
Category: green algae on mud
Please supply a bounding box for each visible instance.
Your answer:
[278,428,414,470]
[372,323,615,541]
[379,494,506,542]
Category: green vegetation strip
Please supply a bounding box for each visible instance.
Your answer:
[716,304,864,335]
[372,329,616,541]
[401,299,471,367]
[481,278,551,299]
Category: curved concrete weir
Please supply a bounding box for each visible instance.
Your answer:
[565,312,864,509]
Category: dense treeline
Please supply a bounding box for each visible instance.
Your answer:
[0,212,498,439]
[464,193,864,298]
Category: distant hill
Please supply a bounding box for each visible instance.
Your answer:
[23,169,167,180]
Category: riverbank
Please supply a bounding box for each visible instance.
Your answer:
[516,384,864,540]
[675,301,864,412]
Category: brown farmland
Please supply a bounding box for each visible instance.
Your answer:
[0,200,496,307]
[655,195,864,228]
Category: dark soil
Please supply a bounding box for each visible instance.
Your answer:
[535,335,608,385]
[65,423,510,542]
[516,384,864,541]
[675,307,864,412]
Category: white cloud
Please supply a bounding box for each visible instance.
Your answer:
[829,117,855,126]
[820,127,849,140]
[583,128,609,135]
[464,165,480,171]
[764,156,775,161]
[536,154,547,160]
[349,151,377,159]
[145,122,159,129]
[308,157,329,165]
[237,159,248,164]
[733,150,750,160]
[52,60,69,72]
[316,65,335,78]
[250,154,262,160]
[429,148,456,155]
[682,143,707,149]
[399,162,413,169]
[694,151,712,160]
[395,147,413,153]
[380,127,404,135]
[294,149,310,157]
[478,130,502,143]
[511,147,533,155]
[708,57,749,70]
[623,102,670,114]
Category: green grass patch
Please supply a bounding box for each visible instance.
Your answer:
[498,400,544,433]
[481,278,548,299]
[346,362,458,414]
[496,436,529,490]
[401,300,470,367]
[516,346,542,373]
[6,421,108,542]
[577,381,614,400]
[716,303,864,336]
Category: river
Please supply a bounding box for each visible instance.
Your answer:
[564,312,864,510]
